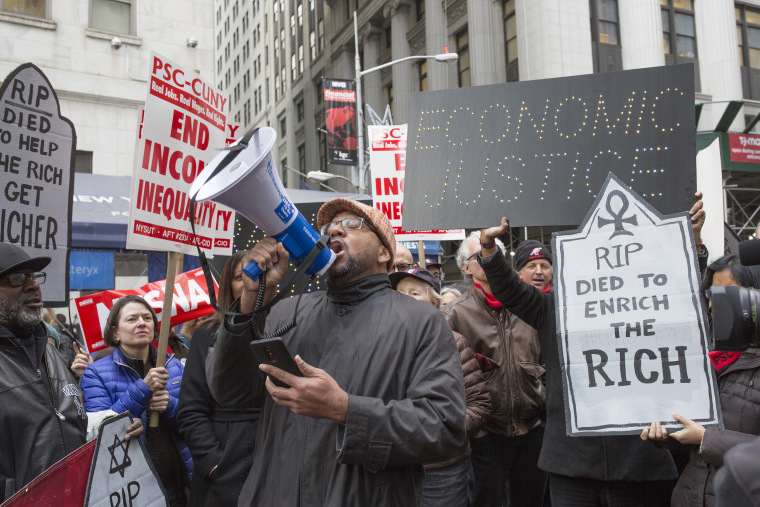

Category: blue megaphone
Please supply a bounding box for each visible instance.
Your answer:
[189,127,335,280]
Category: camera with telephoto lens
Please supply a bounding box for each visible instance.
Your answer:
[710,285,760,351]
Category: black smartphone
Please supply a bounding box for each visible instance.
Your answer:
[249,337,303,388]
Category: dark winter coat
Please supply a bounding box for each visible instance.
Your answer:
[444,286,545,435]
[671,348,760,507]
[0,323,87,500]
[425,331,492,470]
[208,274,467,506]
[479,250,678,481]
[80,346,193,475]
[178,324,262,506]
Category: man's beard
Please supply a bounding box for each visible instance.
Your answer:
[0,293,43,333]
[327,246,378,285]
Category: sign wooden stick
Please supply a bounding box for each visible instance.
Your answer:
[418,241,426,268]
[150,251,179,427]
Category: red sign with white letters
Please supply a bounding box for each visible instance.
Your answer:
[75,268,217,353]
[728,133,760,163]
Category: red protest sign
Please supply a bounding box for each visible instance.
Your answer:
[74,268,217,353]
[1,439,96,507]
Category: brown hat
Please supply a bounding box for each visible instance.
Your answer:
[317,198,396,271]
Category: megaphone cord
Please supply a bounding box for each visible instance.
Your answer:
[250,270,311,340]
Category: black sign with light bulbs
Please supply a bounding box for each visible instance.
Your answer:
[402,64,695,229]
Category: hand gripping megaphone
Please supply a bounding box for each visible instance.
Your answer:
[189,127,335,280]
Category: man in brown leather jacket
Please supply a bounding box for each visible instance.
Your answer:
[444,233,549,507]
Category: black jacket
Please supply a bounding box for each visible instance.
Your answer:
[177,324,262,506]
[479,250,677,481]
[0,323,87,500]
[208,274,467,506]
[671,348,760,506]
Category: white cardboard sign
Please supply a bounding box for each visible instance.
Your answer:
[84,412,167,507]
[552,172,721,436]
[127,52,234,255]
[0,63,76,306]
[369,125,464,241]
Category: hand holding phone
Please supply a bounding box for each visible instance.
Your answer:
[250,338,303,388]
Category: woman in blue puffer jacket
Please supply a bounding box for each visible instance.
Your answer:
[81,295,192,506]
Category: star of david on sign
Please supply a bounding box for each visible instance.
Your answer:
[108,433,132,478]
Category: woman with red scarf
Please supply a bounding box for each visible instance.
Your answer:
[641,254,760,507]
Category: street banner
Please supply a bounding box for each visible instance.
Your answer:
[1,439,97,506]
[70,250,115,290]
[84,412,167,507]
[127,52,234,255]
[75,268,217,353]
[404,64,696,229]
[323,78,357,165]
[369,125,464,241]
[728,132,760,163]
[552,172,721,436]
[0,63,76,306]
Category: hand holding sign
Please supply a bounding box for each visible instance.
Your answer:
[71,342,93,377]
[641,413,706,446]
[149,390,170,414]
[143,367,168,392]
[125,417,143,442]
[690,191,706,245]
[479,217,510,257]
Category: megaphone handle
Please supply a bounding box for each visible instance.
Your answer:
[242,261,263,281]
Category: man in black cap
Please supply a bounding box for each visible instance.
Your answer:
[0,242,140,500]
[514,240,553,292]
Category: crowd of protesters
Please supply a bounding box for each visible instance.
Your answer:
[1,194,760,507]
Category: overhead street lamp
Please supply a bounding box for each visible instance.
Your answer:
[354,11,458,194]
[307,171,359,193]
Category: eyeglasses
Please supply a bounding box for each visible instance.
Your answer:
[392,263,413,272]
[320,217,375,236]
[2,272,46,287]
[466,252,480,263]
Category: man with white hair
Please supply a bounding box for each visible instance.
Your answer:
[444,231,547,506]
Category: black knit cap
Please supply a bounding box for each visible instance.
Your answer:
[515,240,552,271]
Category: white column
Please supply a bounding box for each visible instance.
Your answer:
[517,0,593,80]
[490,0,507,83]
[694,0,742,101]
[467,0,499,85]
[618,0,665,69]
[384,0,412,123]
[362,24,384,115]
[424,0,449,90]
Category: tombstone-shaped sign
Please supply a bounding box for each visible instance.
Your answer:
[404,64,695,229]
[84,412,167,507]
[0,63,76,305]
[552,173,721,436]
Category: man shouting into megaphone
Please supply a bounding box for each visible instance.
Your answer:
[206,197,466,506]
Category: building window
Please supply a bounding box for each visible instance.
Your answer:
[281,158,289,186]
[590,0,622,73]
[2,0,47,18]
[298,3,303,27]
[737,4,760,68]
[91,0,132,34]
[504,0,519,81]
[296,99,304,122]
[661,0,696,59]
[419,61,428,92]
[280,116,287,138]
[456,29,471,88]
[319,135,327,170]
[291,53,297,80]
[415,0,424,22]
[316,80,323,103]
[310,30,316,59]
[318,19,325,51]
[298,44,304,73]
[74,151,93,173]
[298,144,306,176]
